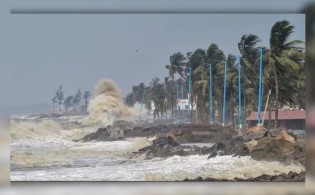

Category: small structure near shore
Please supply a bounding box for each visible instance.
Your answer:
[246,110,305,130]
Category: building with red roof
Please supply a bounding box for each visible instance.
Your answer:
[246,110,305,130]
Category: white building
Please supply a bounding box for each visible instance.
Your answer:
[176,98,196,111]
[150,101,155,115]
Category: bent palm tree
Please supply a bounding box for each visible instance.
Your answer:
[269,20,304,128]
[165,52,187,116]
[165,52,187,80]
[238,34,261,126]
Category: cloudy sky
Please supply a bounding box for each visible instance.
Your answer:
[0,0,307,114]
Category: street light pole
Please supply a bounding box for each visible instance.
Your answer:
[222,61,227,126]
[244,45,264,126]
[176,84,179,118]
[258,48,263,126]
[211,59,228,126]
[187,67,192,123]
[209,63,213,125]
[199,62,214,125]
[181,85,184,119]
[238,56,243,129]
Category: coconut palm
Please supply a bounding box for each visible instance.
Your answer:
[238,34,262,126]
[190,44,227,123]
[269,20,304,127]
[165,52,187,80]
[225,54,238,128]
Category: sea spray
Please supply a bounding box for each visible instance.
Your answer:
[82,79,150,127]
[11,119,61,140]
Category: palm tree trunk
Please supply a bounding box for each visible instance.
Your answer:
[171,80,174,117]
[230,98,235,130]
[274,74,279,128]
[217,100,223,124]
[268,96,272,131]
[196,95,198,123]
[242,68,248,128]
[213,99,217,123]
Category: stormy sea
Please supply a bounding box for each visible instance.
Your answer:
[10,79,305,181]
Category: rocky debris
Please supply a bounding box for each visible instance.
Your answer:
[207,130,305,165]
[246,124,265,133]
[245,136,304,165]
[206,135,245,159]
[207,152,217,159]
[136,135,214,159]
[270,129,281,137]
[243,129,269,141]
[181,171,305,182]
[74,124,127,142]
[74,126,114,142]
[74,120,305,166]
[166,124,237,144]
[75,122,238,144]
[278,129,295,143]
[137,136,183,159]
[152,135,180,148]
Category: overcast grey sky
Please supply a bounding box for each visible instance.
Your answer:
[0,1,307,114]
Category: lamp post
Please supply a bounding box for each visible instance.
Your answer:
[186,67,192,123]
[209,63,213,125]
[244,45,264,126]
[223,61,227,126]
[199,62,213,125]
[139,87,146,119]
[258,48,263,126]
[181,85,184,119]
[237,56,243,129]
[212,60,227,126]
[176,84,179,118]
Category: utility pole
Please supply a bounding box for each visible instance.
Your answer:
[177,84,179,119]
[222,61,227,126]
[257,48,263,125]
[187,67,192,123]
[209,63,213,125]
[262,90,271,127]
[181,85,184,119]
[238,56,243,129]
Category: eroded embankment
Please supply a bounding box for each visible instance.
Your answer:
[77,122,237,144]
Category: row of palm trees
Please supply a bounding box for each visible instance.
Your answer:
[164,20,305,128]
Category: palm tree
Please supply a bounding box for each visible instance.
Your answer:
[188,48,206,123]
[238,34,261,127]
[225,54,238,128]
[190,44,226,123]
[165,52,187,117]
[149,78,167,119]
[164,77,176,117]
[205,44,226,123]
[165,52,187,80]
[269,20,304,128]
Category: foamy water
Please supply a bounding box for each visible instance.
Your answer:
[10,117,305,181]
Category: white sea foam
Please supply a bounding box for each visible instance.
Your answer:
[11,119,61,140]
[11,154,304,181]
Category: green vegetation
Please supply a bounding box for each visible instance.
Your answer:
[126,20,305,128]
[52,85,91,114]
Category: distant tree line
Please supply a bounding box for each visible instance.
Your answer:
[125,77,186,119]
[52,85,91,114]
